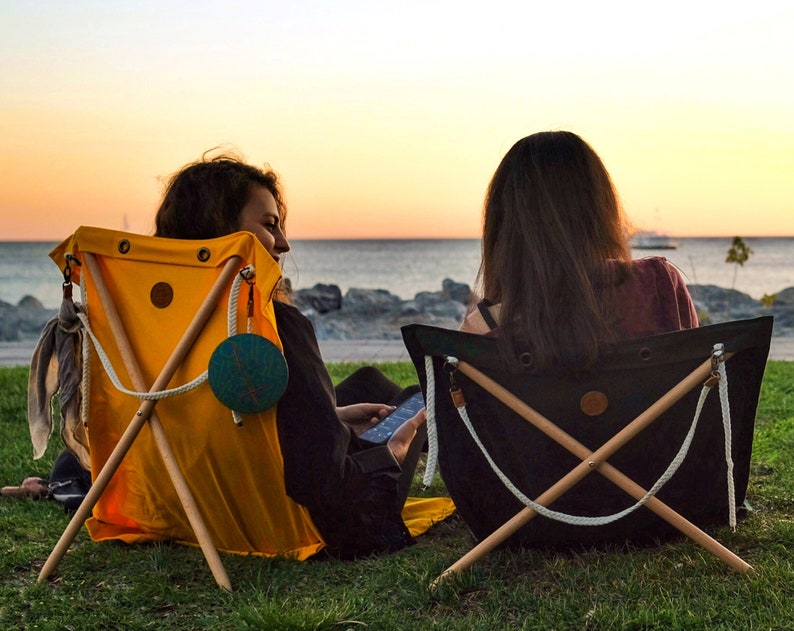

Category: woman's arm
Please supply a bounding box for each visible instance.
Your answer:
[273,302,404,503]
[273,301,417,555]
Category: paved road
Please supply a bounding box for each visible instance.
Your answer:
[2,336,793,368]
[0,338,413,367]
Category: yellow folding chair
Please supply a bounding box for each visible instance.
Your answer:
[37,227,454,590]
[402,316,773,585]
[36,227,327,590]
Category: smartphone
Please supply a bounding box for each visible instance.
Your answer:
[358,391,425,445]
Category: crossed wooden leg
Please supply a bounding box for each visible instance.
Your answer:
[432,353,751,588]
[38,254,242,591]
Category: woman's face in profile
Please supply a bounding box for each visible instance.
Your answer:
[238,186,290,262]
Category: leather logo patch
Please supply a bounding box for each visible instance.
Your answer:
[150,282,174,309]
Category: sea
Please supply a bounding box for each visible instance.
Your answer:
[1,237,792,310]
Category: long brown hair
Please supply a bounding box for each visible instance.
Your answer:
[477,131,631,371]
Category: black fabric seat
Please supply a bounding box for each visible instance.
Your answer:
[402,316,772,550]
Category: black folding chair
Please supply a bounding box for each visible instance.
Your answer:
[402,317,773,583]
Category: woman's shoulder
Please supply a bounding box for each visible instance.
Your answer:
[614,257,697,335]
[615,256,690,307]
[274,300,309,322]
[272,300,328,366]
[460,300,501,334]
[628,256,687,285]
[273,300,317,339]
[629,255,675,271]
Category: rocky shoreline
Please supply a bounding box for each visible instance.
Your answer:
[292,279,794,340]
[289,278,473,340]
[2,280,794,345]
[0,295,60,343]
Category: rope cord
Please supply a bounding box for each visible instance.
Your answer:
[422,355,440,487]
[79,267,90,428]
[77,263,253,403]
[718,360,737,529]
[76,311,208,400]
[227,265,255,336]
[454,386,710,526]
[423,347,735,527]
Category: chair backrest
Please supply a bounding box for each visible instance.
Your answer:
[49,226,324,559]
[402,317,773,548]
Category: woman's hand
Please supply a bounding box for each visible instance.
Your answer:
[1,477,50,499]
[337,403,395,437]
[387,408,426,464]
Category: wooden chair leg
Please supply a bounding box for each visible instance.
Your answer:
[431,355,751,587]
[38,254,241,591]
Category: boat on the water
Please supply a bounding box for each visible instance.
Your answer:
[630,230,678,250]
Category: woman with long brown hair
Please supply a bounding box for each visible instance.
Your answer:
[461,131,697,371]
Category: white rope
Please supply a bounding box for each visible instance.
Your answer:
[76,263,256,405]
[76,311,208,400]
[79,267,91,429]
[718,360,737,529]
[424,345,736,528]
[455,385,711,526]
[227,265,255,336]
[422,355,440,487]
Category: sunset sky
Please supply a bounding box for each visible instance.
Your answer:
[1,1,792,240]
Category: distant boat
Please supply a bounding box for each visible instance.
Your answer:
[630,230,678,250]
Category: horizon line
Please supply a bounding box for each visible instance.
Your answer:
[2,234,794,244]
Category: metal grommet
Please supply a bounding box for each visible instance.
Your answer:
[118,239,131,254]
[197,247,211,262]
[518,352,533,367]
[639,347,652,361]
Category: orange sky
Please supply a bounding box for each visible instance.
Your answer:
[1,1,792,240]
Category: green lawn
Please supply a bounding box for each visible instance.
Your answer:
[1,360,793,630]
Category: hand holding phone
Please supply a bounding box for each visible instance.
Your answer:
[358,392,425,445]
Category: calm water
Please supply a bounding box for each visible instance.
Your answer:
[1,237,792,310]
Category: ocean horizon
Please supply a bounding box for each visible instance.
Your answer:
[2,236,793,310]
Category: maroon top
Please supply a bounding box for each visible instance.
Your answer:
[465,257,698,340]
[611,257,698,338]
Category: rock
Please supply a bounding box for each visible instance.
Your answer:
[412,291,467,319]
[0,300,18,341]
[0,297,57,341]
[18,295,46,310]
[342,288,401,314]
[442,278,472,305]
[688,285,759,309]
[298,280,473,340]
[687,284,794,336]
[771,309,794,329]
[291,283,342,314]
[688,285,761,321]
[771,287,794,306]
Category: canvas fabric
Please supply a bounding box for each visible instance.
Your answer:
[403,317,772,548]
[49,227,453,558]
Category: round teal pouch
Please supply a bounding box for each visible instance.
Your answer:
[208,333,288,414]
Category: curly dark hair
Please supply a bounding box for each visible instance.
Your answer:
[154,151,287,240]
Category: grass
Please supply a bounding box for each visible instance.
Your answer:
[1,360,794,630]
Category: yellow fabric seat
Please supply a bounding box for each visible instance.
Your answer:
[49,226,453,562]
